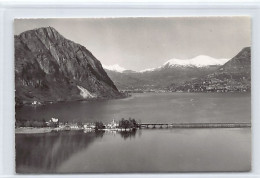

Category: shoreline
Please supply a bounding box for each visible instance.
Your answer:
[15,123,251,134]
[15,127,54,134]
[15,94,129,108]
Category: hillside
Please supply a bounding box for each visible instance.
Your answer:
[15,27,121,105]
[170,47,251,92]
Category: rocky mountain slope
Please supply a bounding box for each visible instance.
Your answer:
[219,47,251,74]
[15,27,121,105]
[170,47,251,92]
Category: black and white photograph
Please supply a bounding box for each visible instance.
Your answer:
[14,17,251,173]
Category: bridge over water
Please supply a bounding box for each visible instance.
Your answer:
[138,123,251,129]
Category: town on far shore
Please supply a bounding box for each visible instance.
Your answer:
[15,117,139,132]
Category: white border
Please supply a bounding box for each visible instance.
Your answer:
[1,1,260,178]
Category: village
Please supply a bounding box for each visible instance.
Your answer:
[15,117,139,132]
[173,73,250,93]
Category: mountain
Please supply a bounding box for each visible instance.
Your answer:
[104,56,229,91]
[138,65,221,89]
[140,68,157,73]
[162,55,229,68]
[15,27,121,105]
[139,55,229,73]
[170,47,251,92]
[103,64,127,73]
[218,47,250,74]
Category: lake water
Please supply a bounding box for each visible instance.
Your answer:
[16,92,251,123]
[15,93,251,173]
[16,128,251,173]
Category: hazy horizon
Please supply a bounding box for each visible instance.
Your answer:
[14,17,251,71]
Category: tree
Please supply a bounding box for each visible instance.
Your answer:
[95,121,105,130]
[119,118,129,130]
[119,118,138,130]
[15,120,23,128]
[42,118,47,127]
[24,120,32,127]
[119,118,125,128]
[129,117,137,128]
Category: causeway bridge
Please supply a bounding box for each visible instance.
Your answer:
[138,123,251,129]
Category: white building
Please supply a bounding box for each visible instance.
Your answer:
[106,119,118,129]
[83,123,95,130]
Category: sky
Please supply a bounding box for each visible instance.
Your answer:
[14,17,251,71]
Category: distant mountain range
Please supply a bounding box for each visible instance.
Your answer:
[164,55,229,67]
[15,27,121,105]
[103,55,229,73]
[104,48,250,92]
[170,47,251,92]
[104,55,233,91]
[141,55,229,72]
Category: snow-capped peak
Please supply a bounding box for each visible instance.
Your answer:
[103,64,126,73]
[163,55,230,68]
[140,67,158,73]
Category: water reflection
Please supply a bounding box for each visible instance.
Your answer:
[119,129,137,140]
[16,128,250,173]
[16,131,98,173]
[16,130,138,173]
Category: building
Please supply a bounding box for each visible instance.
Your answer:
[47,117,59,127]
[106,119,119,129]
[83,123,96,130]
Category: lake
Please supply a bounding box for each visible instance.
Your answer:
[16,128,251,173]
[15,92,251,173]
[16,92,251,123]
